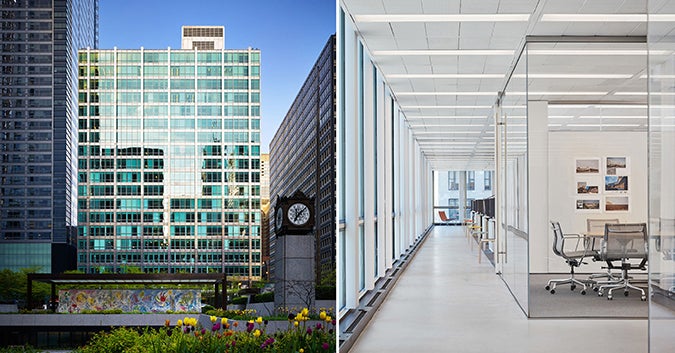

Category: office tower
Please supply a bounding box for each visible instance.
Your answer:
[76,28,262,279]
[269,35,336,284]
[259,153,270,279]
[0,0,99,273]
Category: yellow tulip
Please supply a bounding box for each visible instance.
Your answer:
[294,321,299,327]
[301,308,309,316]
[256,316,263,324]
[319,311,326,320]
[184,317,189,325]
[325,315,332,323]
[210,315,217,323]
[253,329,261,337]
[176,319,183,327]
[300,349,305,353]
[221,317,228,325]
[248,319,254,324]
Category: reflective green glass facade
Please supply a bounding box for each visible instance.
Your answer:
[77,48,262,279]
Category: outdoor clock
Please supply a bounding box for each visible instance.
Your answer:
[288,202,310,226]
[275,207,284,231]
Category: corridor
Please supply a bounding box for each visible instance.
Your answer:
[349,226,647,353]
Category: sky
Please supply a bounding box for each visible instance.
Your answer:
[99,0,336,153]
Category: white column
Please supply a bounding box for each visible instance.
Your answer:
[528,101,549,273]
[383,94,394,268]
[375,77,387,278]
[363,60,375,291]
[343,16,359,309]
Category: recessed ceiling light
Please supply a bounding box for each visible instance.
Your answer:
[540,14,647,22]
[353,14,530,22]
[372,49,514,56]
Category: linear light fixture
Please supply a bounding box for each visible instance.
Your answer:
[578,115,647,119]
[540,14,647,22]
[548,104,648,109]
[410,124,487,128]
[387,73,505,79]
[566,123,643,127]
[621,92,675,96]
[512,74,634,79]
[397,91,498,96]
[413,131,485,134]
[509,91,609,96]
[401,105,493,109]
[406,116,490,119]
[353,14,530,22]
[639,74,675,79]
[372,49,514,56]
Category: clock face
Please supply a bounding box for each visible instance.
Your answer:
[288,202,310,226]
[275,208,284,230]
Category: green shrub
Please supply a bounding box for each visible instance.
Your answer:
[75,312,336,353]
[251,292,274,303]
[201,304,215,313]
[315,285,336,300]
[230,296,247,305]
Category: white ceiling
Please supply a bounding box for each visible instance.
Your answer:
[342,0,652,171]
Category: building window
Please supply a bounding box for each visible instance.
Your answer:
[484,171,493,191]
[467,171,475,191]
[448,171,458,190]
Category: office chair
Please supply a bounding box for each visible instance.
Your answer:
[546,221,593,295]
[596,223,648,301]
[586,218,620,284]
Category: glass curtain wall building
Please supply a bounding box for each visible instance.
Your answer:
[0,0,98,273]
[270,35,336,284]
[76,44,262,279]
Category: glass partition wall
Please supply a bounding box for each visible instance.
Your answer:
[499,39,649,318]
[648,1,675,350]
[498,47,529,314]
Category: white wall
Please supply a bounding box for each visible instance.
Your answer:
[532,131,648,273]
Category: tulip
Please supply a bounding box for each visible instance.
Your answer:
[299,349,304,353]
[253,329,261,337]
[255,316,263,324]
[221,317,228,325]
[293,321,299,327]
[322,342,329,350]
[210,315,217,323]
[176,319,183,327]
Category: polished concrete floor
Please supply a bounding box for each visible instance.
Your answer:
[349,226,648,353]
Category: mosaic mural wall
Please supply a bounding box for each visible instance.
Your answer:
[57,289,201,313]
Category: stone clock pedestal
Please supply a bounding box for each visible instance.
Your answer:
[274,233,315,311]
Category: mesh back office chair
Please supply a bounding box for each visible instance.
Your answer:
[546,221,593,295]
[597,223,648,300]
[586,218,620,283]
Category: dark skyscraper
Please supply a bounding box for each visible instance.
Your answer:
[270,35,336,284]
[0,0,99,273]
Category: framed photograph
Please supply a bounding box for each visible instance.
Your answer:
[576,199,600,211]
[576,159,600,174]
[577,181,599,194]
[605,196,629,212]
[605,176,628,192]
[606,156,628,175]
